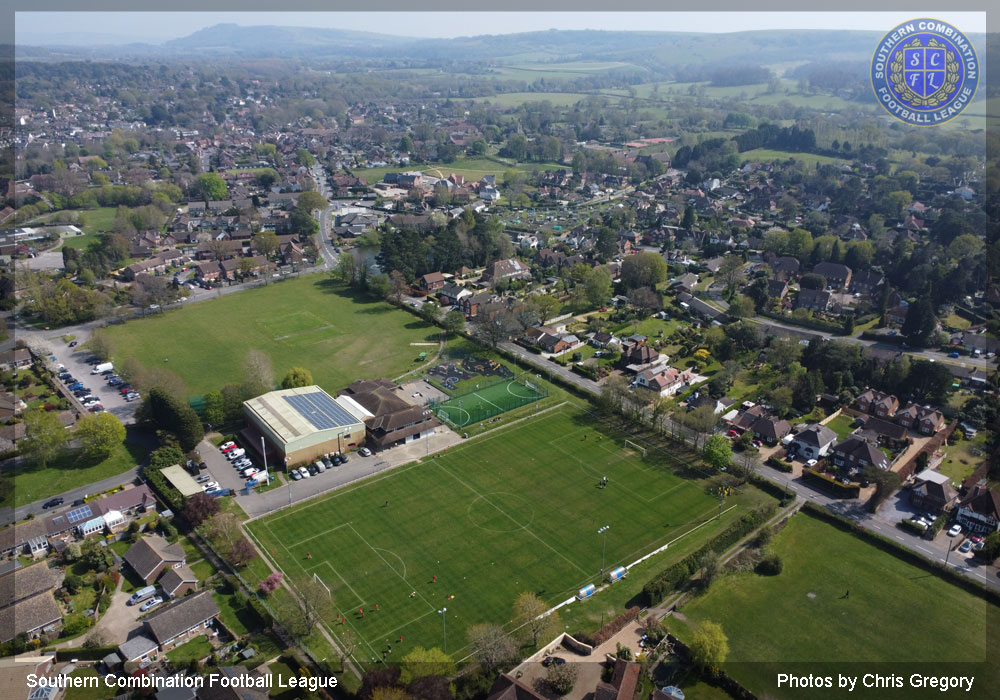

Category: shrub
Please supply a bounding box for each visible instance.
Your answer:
[767,456,794,473]
[899,519,928,536]
[589,607,640,647]
[755,552,783,575]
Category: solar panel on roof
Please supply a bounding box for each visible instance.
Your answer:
[66,505,94,523]
[283,391,358,431]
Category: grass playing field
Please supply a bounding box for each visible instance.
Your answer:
[667,512,1000,699]
[246,405,774,668]
[101,276,440,397]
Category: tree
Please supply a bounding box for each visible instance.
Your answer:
[467,623,517,671]
[336,253,359,285]
[628,287,661,315]
[974,532,1000,563]
[389,270,409,302]
[698,550,722,590]
[297,149,316,168]
[86,328,114,361]
[203,390,225,427]
[137,387,205,451]
[182,492,220,527]
[726,294,755,319]
[471,306,517,347]
[585,267,613,308]
[799,273,827,290]
[717,256,745,293]
[545,662,578,696]
[259,572,284,595]
[787,228,814,259]
[621,252,668,289]
[275,576,333,638]
[703,433,733,471]
[512,592,549,646]
[421,302,443,326]
[368,273,392,300]
[242,349,274,399]
[297,190,328,213]
[76,412,126,460]
[595,227,618,260]
[281,367,314,389]
[229,538,257,567]
[194,173,228,201]
[529,294,562,324]
[907,360,953,403]
[442,310,465,337]
[252,231,279,259]
[682,205,698,230]
[21,408,69,467]
[901,296,938,347]
[204,512,244,556]
[399,647,455,685]
[689,621,729,671]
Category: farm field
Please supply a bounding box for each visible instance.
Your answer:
[668,512,999,699]
[470,92,598,108]
[741,148,850,167]
[247,405,775,669]
[101,276,440,397]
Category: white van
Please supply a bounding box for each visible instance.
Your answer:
[129,585,157,606]
[314,460,326,473]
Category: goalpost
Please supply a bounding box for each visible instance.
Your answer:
[313,572,332,597]
[623,439,647,457]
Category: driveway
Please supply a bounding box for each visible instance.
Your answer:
[59,576,140,649]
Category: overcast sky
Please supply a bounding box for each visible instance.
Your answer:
[16,11,988,44]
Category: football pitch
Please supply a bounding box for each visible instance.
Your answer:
[434,378,545,427]
[246,406,772,667]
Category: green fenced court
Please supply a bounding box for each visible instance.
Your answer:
[430,375,546,427]
[245,405,775,670]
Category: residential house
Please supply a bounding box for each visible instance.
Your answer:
[438,282,471,307]
[123,534,186,585]
[813,262,853,289]
[595,659,641,700]
[674,272,699,293]
[461,292,493,318]
[796,288,831,312]
[831,436,890,471]
[954,487,1000,534]
[0,348,31,371]
[632,366,695,397]
[856,388,900,418]
[789,424,838,460]
[910,470,958,514]
[481,259,531,286]
[849,270,885,296]
[896,404,946,435]
[770,256,800,281]
[749,415,792,445]
[142,589,220,653]
[590,331,619,349]
[767,279,789,299]
[732,404,767,431]
[0,562,61,643]
[486,674,547,700]
[887,304,909,325]
[194,261,221,282]
[619,343,662,373]
[419,272,446,293]
[159,565,198,599]
[676,292,725,322]
[854,415,909,448]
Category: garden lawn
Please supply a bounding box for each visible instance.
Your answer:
[5,442,147,508]
[824,413,856,441]
[166,636,212,665]
[63,668,108,700]
[247,405,775,671]
[936,432,990,485]
[101,276,440,397]
[668,512,998,699]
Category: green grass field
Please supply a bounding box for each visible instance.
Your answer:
[101,276,440,397]
[741,149,850,167]
[247,405,774,668]
[668,512,999,699]
[433,378,545,427]
[824,414,856,441]
[470,92,597,107]
[354,157,559,187]
[4,442,147,508]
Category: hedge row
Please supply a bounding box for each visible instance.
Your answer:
[766,457,794,473]
[799,503,1000,606]
[141,466,184,512]
[748,474,794,503]
[52,646,119,661]
[589,606,640,647]
[898,519,927,536]
[643,503,777,606]
[800,469,860,499]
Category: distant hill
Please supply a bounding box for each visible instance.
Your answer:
[164,23,414,55]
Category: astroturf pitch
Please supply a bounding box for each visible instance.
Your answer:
[434,379,545,427]
[246,405,769,666]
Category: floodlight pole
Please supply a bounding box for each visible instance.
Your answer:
[286,457,291,505]
[598,525,610,582]
[438,607,447,653]
[261,436,268,477]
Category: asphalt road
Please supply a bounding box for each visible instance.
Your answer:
[499,340,602,396]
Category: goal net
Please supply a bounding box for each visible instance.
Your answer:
[624,439,647,457]
[313,572,332,597]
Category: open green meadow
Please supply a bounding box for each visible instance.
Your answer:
[246,405,774,668]
[101,276,440,397]
[741,149,850,167]
[668,512,999,699]
[470,92,597,108]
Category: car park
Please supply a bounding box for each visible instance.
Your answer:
[42,497,64,509]
[948,524,962,537]
[359,447,372,457]
[140,596,164,612]
[959,540,973,553]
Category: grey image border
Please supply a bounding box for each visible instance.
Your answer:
[2,0,997,685]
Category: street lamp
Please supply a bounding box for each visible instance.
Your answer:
[438,607,447,653]
[598,525,610,582]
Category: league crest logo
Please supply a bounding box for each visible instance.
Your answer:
[870,19,979,125]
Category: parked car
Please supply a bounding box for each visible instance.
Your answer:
[220,441,236,450]
[88,404,104,412]
[806,459,818,467]
[198,462,208,471]
[42,497,64,509]
[959,540,973,553]
[139,596,164,612]
[948,524,962,537]
[196,474,212,483]
[948,352,961,358]
[542,656,566,667]
[291,470,302,480]
[321,457,333,469]
[125,393,140,402]
[338,452,348,463]
[226,448,246,460]
[331,454,343,466]
[359,447,372,457]
[299,468,311,479]
[69,341,77,347]
[72,499,86,506]
[308,465,319,476]
[108,378,123,386]
[202,481,220,491]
